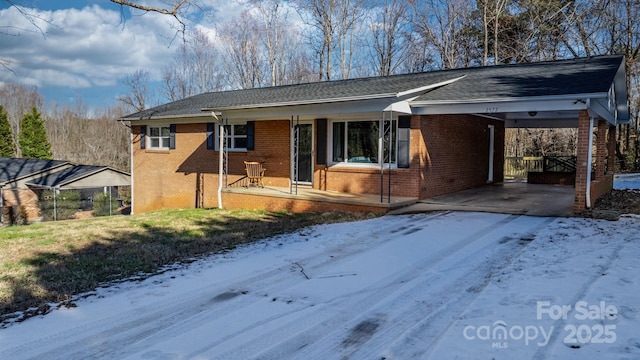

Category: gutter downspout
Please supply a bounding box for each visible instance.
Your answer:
[586,116,595,209]
[130,129,134,215]
[211,111,224,209]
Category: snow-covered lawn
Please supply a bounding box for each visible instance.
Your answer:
[0,212,638,359]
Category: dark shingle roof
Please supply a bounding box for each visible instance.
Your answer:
[122,71,459,119]
[26,165,106,188]
[414,55,623,103]
[121,55,624,120]
[0,157,68,184]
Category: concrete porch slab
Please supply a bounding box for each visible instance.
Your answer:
[391,182,575,217]
[222,186,418,213]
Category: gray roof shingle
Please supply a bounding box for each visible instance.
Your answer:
[0,157,68,184]
[26,165,107,188]
[121,55,624,120]
[414,55,623,103]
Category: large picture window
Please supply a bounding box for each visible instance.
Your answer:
[331,120,396,165]
[148,126,171,149]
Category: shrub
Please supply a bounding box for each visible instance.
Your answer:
[40,190,81,221]
[2,205,28,225]
[93,192,119,217]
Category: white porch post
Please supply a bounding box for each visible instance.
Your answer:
[218,123,225,209]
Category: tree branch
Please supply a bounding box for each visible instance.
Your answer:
[110,0,189,31]
[110,0,187,16]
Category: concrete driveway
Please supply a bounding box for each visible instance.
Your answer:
[394,182,575,217]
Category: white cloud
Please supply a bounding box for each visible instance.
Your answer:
[0,5,180,89]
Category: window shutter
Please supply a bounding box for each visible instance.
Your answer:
[316,118,327,165]
[206,123,214,150]
[246,121,255,150]
[140,125,146,149]
[169,124,176,150]
[398,116,411,168]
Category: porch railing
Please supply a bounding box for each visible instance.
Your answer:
[505,156,577,179]
[504,156,543,179]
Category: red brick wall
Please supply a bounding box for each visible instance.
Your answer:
[527,172,576,185]
[133,115,505,213]
[2,188,40,221]
[595,119,607,180]
[590,174,614,205]
[132,121,292,213]
[607,125,617,173]
[418,114,505,199]
[574,110,590,212]
[222,192,388,215]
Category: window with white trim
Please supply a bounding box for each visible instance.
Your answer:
[148,126,171,149]
[216,123,248,151]
[330,120,396,165]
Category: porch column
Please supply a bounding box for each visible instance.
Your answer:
[595,119,607,180]
[607,125,617,173]
[574,110,591,213]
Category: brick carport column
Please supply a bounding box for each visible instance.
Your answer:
[574,110,591,213]
[594,120,608,180]
[607,125,617,173]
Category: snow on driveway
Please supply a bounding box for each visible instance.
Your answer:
[0,212,638,359]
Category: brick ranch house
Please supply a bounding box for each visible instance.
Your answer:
[122,55,629,215]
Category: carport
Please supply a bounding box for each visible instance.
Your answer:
[396,182,574,217]
[25,165,131,220]
[408,55,629,215]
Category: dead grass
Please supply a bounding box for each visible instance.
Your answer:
[582,189,640,220]
[0,208,375,323]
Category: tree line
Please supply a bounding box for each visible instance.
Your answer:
[122,0,640,106]
[0,83,130,171]
[117,0,638,168]
[1,0,639,171]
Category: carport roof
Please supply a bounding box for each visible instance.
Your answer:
[25,165,131,189]
[0,157,68,185]
[412,55,622,102]
[121,55,627,125]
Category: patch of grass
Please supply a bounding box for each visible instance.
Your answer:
[0,208,375,323]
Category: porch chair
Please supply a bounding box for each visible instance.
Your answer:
[244,161,266,188]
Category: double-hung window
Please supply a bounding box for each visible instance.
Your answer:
[216,123,248,151]
[331,120,396,166]
[148,126,171,149]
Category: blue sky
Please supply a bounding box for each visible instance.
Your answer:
[0,0,239,112]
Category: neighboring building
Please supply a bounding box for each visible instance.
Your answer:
[121,55,629,215]
[0,157,131,224]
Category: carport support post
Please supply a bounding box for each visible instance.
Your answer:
[607,125,617,172]
[574,110,593,213]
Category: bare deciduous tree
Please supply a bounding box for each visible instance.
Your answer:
[161,28,222,101]
[218,11,264,89]
[408,0,475,69]
[250,0,289,86]
[118,69,152,112]
[294,0,368,81]
[46,98,130,171]
[370,0,407,76]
